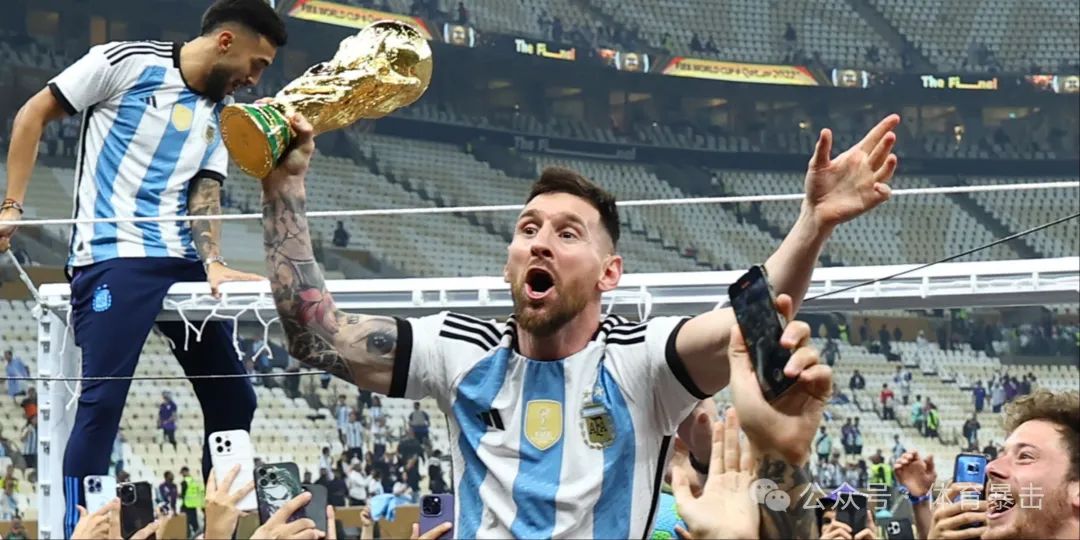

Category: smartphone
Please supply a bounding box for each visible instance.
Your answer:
[209,429,258,511]
[834,494,868,533]
[419,494,454,540]
[302,484,329,532]
[884,518,916,540]
[255,462,305,524]
[118,481,155,540]
[83,475,117,513]
[728,265,796,401]
[954,453,988,488]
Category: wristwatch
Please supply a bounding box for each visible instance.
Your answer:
[203,256,227,271]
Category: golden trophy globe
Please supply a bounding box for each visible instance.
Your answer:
[221,20,432,179]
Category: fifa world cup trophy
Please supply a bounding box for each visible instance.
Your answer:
[220,20,432,179]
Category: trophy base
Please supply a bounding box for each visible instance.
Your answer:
[220,103,294,180]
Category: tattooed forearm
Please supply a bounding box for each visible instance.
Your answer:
[189,177,222,261]
[757,457,819,540]
[262,178,398,394]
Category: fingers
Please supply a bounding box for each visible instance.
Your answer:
[290,113,316,150]
[281,517,320,538]
[853,526,875,540]
[872,155,898,185]
[795,364,833,402]
[418,522,453,540]
[782,335,818,378]
[77,505,89,519]
[938,511,987,536]
[867,131,896,171]
[222,464,242,494]
[774,294,794,325]
[326,505,338,540]
[132,519,161,540]
[670,462,694,504]
[780,319,811,351]
[857,114,901,153]
[721,408,740,474]
[207,467,219,493]
[810,128,833,170]
[738,430,754,472]
[230,481,256,506]
[674,524,694,540]
[926,453,936,473]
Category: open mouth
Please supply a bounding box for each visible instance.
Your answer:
[987,491,1016,519]
[524,267,555,300]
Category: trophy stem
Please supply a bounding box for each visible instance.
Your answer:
[220,103,296,179]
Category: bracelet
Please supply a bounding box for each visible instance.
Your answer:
[1,199,23,215]
[203,256,227,271]
[908,492,932,505]
[688,452,709,475]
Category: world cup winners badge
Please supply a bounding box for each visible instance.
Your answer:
[580,383,617,449]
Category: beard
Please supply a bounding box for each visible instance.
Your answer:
[204,64,234,102]
[511,276,589,338]
[983,482,1071,540]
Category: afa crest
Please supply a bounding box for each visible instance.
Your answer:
[524,400,562,451]
[204,124,216,144]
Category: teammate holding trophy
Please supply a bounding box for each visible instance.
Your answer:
[0,0,432,535]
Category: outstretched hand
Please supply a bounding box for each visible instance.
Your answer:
[803,114,900,228]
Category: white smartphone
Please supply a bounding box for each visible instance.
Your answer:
[208,429,258,511]
[83,475,117,513]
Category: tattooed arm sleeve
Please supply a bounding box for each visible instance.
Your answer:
[757,456,820,540]
[262,176,397,395]
[189,176,223,262]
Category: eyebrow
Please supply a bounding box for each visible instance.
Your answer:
[517,209,588,228]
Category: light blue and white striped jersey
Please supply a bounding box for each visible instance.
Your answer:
[390,312,705,539]
[48,40,231,268]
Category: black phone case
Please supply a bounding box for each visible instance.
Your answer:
[302,483,329,532]
[255,462,305,524]
[728,265,796,401]
[835,494,868,532]
[119,481,155,540]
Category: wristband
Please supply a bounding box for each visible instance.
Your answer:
[908,492,931,505]
[1,199,23,215]
[203,256,227,271]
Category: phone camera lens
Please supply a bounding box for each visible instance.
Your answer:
[225,440,232,447]
[269,473,277,481]
[215,436,222,443]
[259,478,268,487]
[217,446,224,454]
[422,496,442,516]
[120,484,136,504]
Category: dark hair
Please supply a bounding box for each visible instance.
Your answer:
[202,0,288,47]
[526,166,620,249]
[1003,390,1079,482]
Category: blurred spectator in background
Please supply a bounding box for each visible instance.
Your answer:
[815,426,833,464]
[158,391,178,450]
[689,32,702,52]
[4,350,29,400]
[335,395,352,437]
[20,415,36,469]
[18,388,35,420]
[823,337,839,366]
[0,483,17,520]
[456,2,468,24]
[327,463,348,507]
[972,380,986,412]
[990,378,1006,413]
[859,318,870,345]
[910,393,924,435]
[962,413,981,447]
[428,450,447,493]
[332,221,350,247]
[409,401,430,446]
[158,470,178,514]
[347,463,368,506]
[369,396,384,422]
[891,434,905,463]
[841,419,856,455]
[4,517,28,540]
[319,447,333,476]
[880,383,896,420]
[343,412,366,463]
[925,402,940,438]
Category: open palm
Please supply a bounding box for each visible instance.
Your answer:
[804,115,900,228]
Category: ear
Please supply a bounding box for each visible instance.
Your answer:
[597,254,622,293]
[1070,480,1079,513]
[216,30,235,53]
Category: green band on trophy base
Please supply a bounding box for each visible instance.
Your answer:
[220,103,294,179]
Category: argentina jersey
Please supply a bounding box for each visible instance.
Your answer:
[390,312,706,539]
[48,40,230,268]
